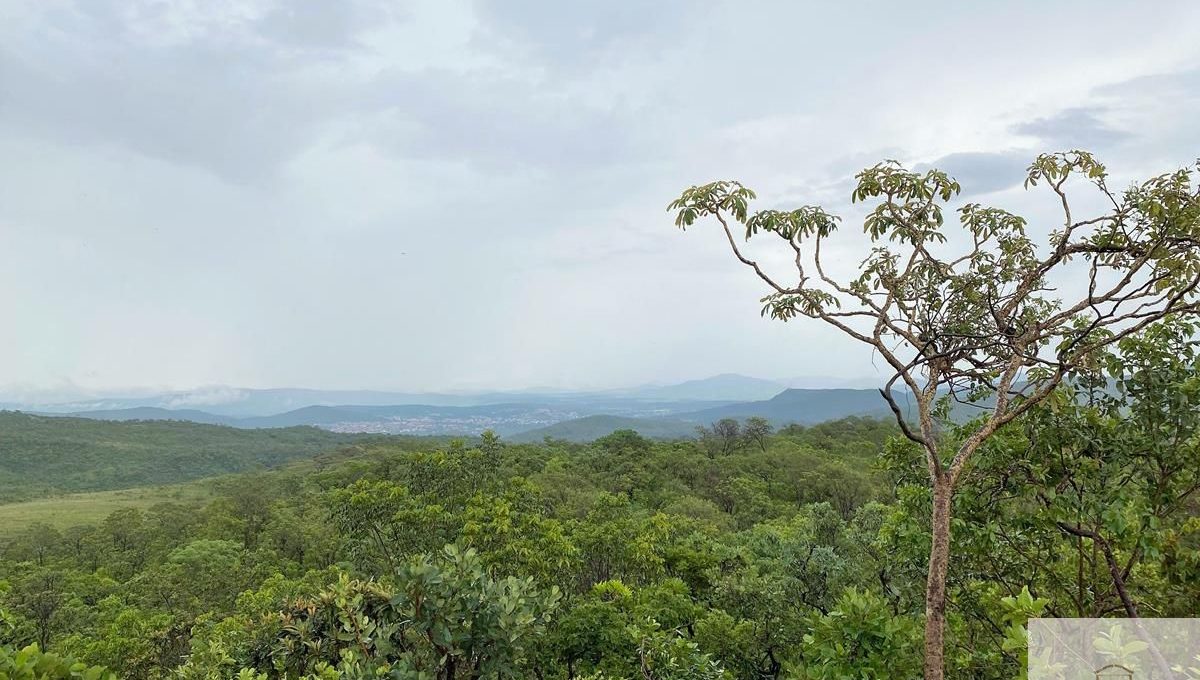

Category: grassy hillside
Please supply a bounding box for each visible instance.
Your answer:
[0,411,357,503]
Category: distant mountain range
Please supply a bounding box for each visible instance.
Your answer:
[42,399,738,437]
[1,374,901,440]
[510,388,903,442]
[22,390,903,444]
[686,388,900,424]
[2,374,880,416]
[603,373,789,402]
[9,387,537,417]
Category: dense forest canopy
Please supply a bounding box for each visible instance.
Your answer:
[0,417,890,678]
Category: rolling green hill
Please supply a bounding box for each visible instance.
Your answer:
[0,411,357,503]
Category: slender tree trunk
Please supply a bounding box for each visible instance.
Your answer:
[1056,522,1176,677]
[924,477,954,680]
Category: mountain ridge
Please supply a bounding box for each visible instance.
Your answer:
[6,373,879,416]
[23,377,905,439]
[507,388,904,442]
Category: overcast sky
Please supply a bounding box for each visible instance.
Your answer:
[1,0,1198,395]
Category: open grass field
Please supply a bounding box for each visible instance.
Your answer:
[0,481,216,536]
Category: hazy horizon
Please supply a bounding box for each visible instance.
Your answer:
[0,371,890,407]
[3,0,1198,393]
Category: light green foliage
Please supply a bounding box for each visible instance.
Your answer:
[178,569,341,679]
[133,539,261,619]
[0,642,116,680]
[546,578,713,678]
[877,319,1200,676]
[573,494,671,587]
[798,589,921,679]
[998,587,1050,680]
[458,482,578,586]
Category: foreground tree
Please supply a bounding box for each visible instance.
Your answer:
[960,320,1200,618]
[670,151,1200,678]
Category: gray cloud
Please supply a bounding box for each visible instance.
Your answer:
[255,2,400,51]
[1011,107,1131,150]
[354,69,656,173]
[0,47,330,184]
[1094,67,1200,101]
[0,1,381,183]
[915,151,1031,196]
[469,0,696,68]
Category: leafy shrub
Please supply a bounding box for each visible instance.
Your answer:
[0,643,116,680]
[797,589,921,679]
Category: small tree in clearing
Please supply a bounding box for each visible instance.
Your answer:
[669,151,1200,679]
